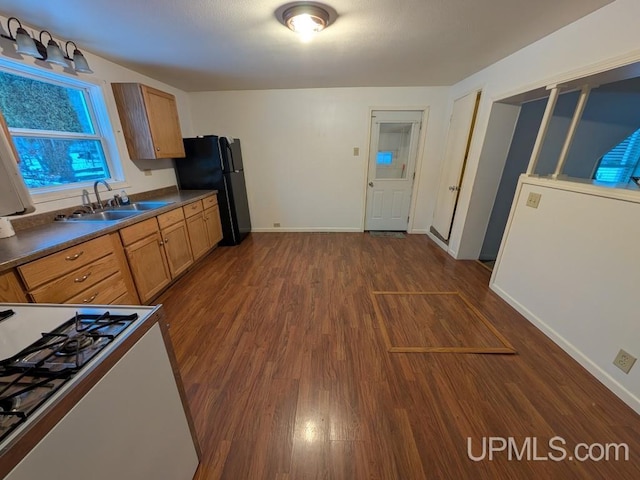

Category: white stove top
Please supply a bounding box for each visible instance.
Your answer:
[0,303,158,362]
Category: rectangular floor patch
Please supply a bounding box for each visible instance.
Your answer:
[371,291,516,354]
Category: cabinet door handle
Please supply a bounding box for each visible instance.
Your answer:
[74,272,91,283]
[82,292,99,303]
[65,251,84,261]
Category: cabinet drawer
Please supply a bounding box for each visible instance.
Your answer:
[112,291,138,305]
[157,207,185,230]
[119,217,159,246]
[65,272,127,305]
[28,254,119,304]
[183,201,203,218]
[19,235,113,290]
[202,195,218,209]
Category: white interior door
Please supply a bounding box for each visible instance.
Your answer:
[365,111,422,231]
[431,91,481,241]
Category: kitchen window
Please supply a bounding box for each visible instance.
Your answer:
[0,62,121,193]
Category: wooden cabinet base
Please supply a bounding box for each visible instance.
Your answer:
[0,270,28,303]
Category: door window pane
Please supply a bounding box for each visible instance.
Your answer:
[375,122,412,179]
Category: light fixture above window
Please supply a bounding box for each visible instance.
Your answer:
[278,2,335,41]
[1,16,93,74]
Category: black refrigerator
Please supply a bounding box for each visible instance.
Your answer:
[175,136,251,246]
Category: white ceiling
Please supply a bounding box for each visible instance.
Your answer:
[0,0,613,92]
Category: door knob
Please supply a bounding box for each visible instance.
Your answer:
[369,182,374,187]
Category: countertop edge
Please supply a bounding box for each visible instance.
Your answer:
[0,190,217,273]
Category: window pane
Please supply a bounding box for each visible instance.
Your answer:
[14,137,110,188]
[0,71,94,134]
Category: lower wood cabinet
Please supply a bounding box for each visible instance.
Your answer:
[6,194,223,306]
[16,233,139,306]
[185,213,209,260]
[120,219,172,304]
[0,270,28,303]
[159,213,194,278]
[203,206,223,247]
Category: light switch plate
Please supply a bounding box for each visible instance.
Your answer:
[353,147,360,156]
[526,192,541,208]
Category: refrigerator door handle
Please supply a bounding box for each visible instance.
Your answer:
[227,144,236,172]
[222,175,237,244]
[216,137,225,172]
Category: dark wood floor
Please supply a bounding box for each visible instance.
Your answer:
[158,233,640,479]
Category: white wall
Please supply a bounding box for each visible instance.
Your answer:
[445,0,640,259]
[443,0,640,412]
[188,87,449,232]
[493,178,640,412]
[0,14,192,216]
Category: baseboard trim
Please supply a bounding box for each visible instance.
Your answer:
[251,227,362,233]
[490,283,640,415]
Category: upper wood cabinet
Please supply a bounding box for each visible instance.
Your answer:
[111,83,186,160]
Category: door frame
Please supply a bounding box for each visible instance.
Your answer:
[360,107,430,233]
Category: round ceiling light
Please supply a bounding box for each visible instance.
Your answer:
[282,3,331,39]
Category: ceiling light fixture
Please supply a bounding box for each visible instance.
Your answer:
[281,3,333,41]
[1,17,93,74]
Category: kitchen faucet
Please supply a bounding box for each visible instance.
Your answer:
[93,180,112,210]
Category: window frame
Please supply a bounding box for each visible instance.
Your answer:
[0,58,126,202]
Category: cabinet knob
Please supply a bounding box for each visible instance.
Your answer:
[164,238,169,243]
[156,147,160,151]
[159,241,164,246]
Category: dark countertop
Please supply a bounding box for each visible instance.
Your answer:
[0,190,217,273]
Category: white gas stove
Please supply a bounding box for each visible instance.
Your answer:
[0,303,199,480]
[0,303,159,447]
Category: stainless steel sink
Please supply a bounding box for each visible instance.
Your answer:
[64,210,145,222]
[117,201,174,211]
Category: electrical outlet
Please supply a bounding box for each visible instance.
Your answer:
[273,222,280,228]
[143,169,152,176]
[613,349,636,374]
[353,147,360,156]
[526,192,541,208]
